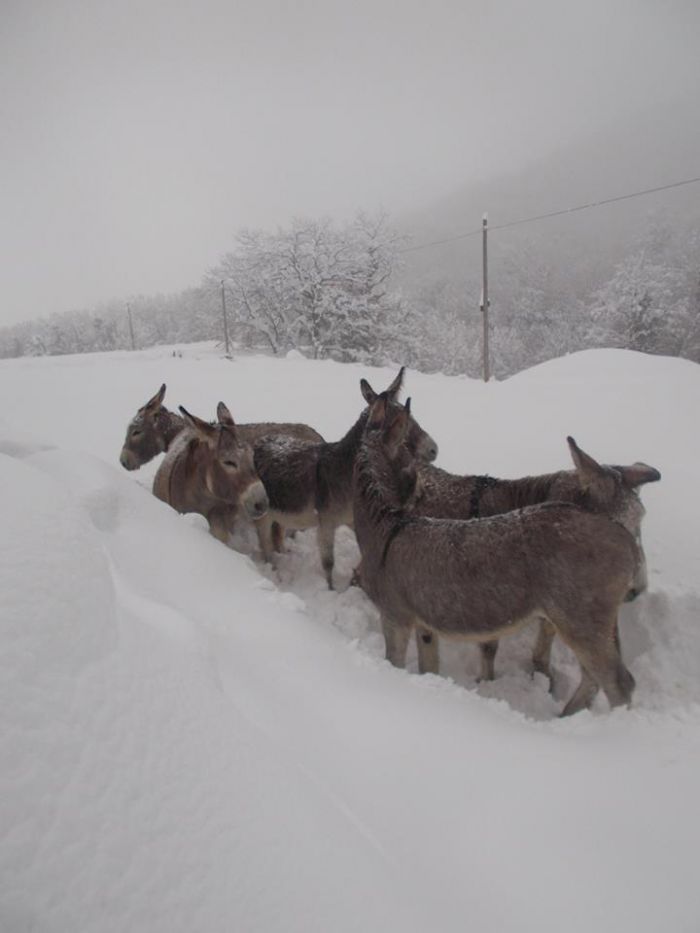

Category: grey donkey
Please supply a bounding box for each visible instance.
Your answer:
[353,394,641,717]
[412,443,660,681]
[253,367,438,588]
[120,383,323,471]
[153,402,269,542]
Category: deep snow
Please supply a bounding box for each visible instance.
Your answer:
[1,343,699,932]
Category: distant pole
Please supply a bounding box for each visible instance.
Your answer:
[126,302,136,351]
[481,213,490,382]
[220,280,231,358]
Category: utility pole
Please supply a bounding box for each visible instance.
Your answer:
[126,302,136,351]
[220,280,231,358]
[481,213,490,382]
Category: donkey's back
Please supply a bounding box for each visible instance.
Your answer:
[240,421,323,446]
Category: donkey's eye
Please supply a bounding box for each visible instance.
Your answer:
[131,430,142,437]
[224,460,238,469]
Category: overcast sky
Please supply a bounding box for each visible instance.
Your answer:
[1,0,699,325]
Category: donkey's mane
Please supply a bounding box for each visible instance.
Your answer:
[354,432,412,534]
[158,405,184,422]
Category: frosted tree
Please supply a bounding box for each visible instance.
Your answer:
[210,212,406,361]
[590,220,689,356]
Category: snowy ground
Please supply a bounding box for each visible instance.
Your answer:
[1,342,699,932]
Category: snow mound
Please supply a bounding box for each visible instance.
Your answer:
[0,452,116,680]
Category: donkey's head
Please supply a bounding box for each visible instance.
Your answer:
[120,384,170,470]
[179,402,269,520]
[567,436,661,599]
[360,366,438,463]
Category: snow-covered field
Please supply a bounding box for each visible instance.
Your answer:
[1,342,699,933]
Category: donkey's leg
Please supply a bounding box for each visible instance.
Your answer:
[317,516,336,590]
[271,521,285,553]
[560,668,598,717]
[478,640,498,682]
[208,510,230,544]
[382,616,411,669]
[255,514,276,564]
[595,656,635,712]
[561,619,635,716]
[532,620,556,685]
[415,626,439,674]
[349,560,363,588]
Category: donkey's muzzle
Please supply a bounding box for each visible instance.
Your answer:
[120,450,137,471]
[243,482,269,520]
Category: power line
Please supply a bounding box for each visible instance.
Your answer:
[398,174,700,254]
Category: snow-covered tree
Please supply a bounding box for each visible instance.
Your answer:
[209,212,406,362]
[589,220,690,357]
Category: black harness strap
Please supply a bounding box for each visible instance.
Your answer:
[380,514,416,567]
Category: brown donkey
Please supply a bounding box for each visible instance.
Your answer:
[253,367,438,588]
[353,396,639,716]
[153,402,269,542]
[120,383,324,471]
[412,445,661,681]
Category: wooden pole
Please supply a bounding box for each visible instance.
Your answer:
[126,302,136,351]
[220,280,231,358]
[481,213,490,382]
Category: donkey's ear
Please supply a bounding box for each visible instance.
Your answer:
[567,436,603,489]
[405,397,411,415]
[216,402,236,427]
[367,395,388,429]
[179,405,217,442]
[143,383,166,414]
[616,462,661,487]
[385,366,405,400]
[360,378,377,405]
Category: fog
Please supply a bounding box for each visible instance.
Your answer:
[1,0,699,325]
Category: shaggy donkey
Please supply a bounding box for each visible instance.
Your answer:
[253,367,438,588]
[153,402,269,542]
[353,395,639,716]
[120,383,323,471]
[413,446,661,681]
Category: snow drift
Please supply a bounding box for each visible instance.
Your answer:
[1,344,699,932]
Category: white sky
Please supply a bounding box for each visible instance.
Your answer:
[1,0,699,324]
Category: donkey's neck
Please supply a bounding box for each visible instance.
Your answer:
[332,409,369,458]
[492,471,585,513]
[156,408,186,451]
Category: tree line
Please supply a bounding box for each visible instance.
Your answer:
[1,211,698,378]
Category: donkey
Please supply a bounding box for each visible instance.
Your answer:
[153,402,269,542]
[253,367,438,588]
[120,383,324,471]
[120,384,185,470]
[412,446,661,681]
[353,395,640,716]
